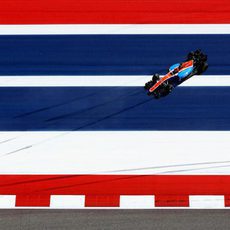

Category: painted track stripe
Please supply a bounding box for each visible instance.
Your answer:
[1,131,230,174]
[155,195,189,207]
[50,195,85,208]
[16,194,50,207]
[0,0,229,24]
[0,87,229,131]
[0,75,228,87]
[189,196,225,208]
[0,35,229,75]
[1,175,230,195]
[120,196,155,209]
[1,176,230,208]
[1,25,230,35]
[224,196,230,207]
[0,131,229,174]
[0,195,16,208]
[1,195,230,208]
[85,195,120,207]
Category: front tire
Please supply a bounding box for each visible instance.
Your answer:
[153,92,161,99]
[144,80,155,90]
[157,83,173,98]
[152,74,160,82]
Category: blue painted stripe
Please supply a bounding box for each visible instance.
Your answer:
[0,86,229,131]
[0,35,229,75]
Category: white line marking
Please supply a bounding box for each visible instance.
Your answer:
[189,196,225,209]
[0,195,16,208]
[0,75,228,87]
[0,24,230,35]
[50,195,85,208]
[0,131,230,175]
[120,196,155,209]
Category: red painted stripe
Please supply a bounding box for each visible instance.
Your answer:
[155,195,189,207]
[85,195,120,207]
[0,175,230,196]
[0,0,229,24]
[224,195,230,207]
[16,194,50,207]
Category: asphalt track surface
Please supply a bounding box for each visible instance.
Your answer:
[0,210,230,230]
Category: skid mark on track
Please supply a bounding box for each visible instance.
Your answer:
[0,175,77,188]
[160,164,230,174]
[2,145,32,157]
[0,89,150,156]
[100,160,230,174]
[43,75,148,123]
[0,137,18,145]
[70,96,152,131]
[41,97,149,148]
[13,74,148,120]
[45,88,142,122]
[38,175,143,193]
[23,95,153,149]
[13,92,97,118]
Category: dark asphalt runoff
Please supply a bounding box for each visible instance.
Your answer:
[0,210,230,230]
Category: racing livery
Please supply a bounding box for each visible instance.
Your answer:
[144,49,208,99]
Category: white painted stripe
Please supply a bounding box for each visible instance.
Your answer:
[120,196,155,209]
[50,195,85,208]
[0,75,228,87]
[179,76,230,87]
[0,195,16,208]
[0,131,230,175]
[0,24,230,35]
[189,196,225,209]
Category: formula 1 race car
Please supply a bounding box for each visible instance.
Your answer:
[144,49,208,99]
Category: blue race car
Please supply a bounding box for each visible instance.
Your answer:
[144,49,208,99]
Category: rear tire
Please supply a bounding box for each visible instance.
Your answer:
[154,93,160,99]
[166,84,173,93]
[158,83,173,98]
[197,62,208,75]
[147,91,152,96]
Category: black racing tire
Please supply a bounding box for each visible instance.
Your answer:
[187,51,195,61]
[154,94,160,99]
[153,92,161,99]
[152,74,160,82]
[201,62,208,72]
[156,84,173,98]
[144,81,154,90]
[166,84,174,93]
[147,91,153,96]
[197,62,208,75]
